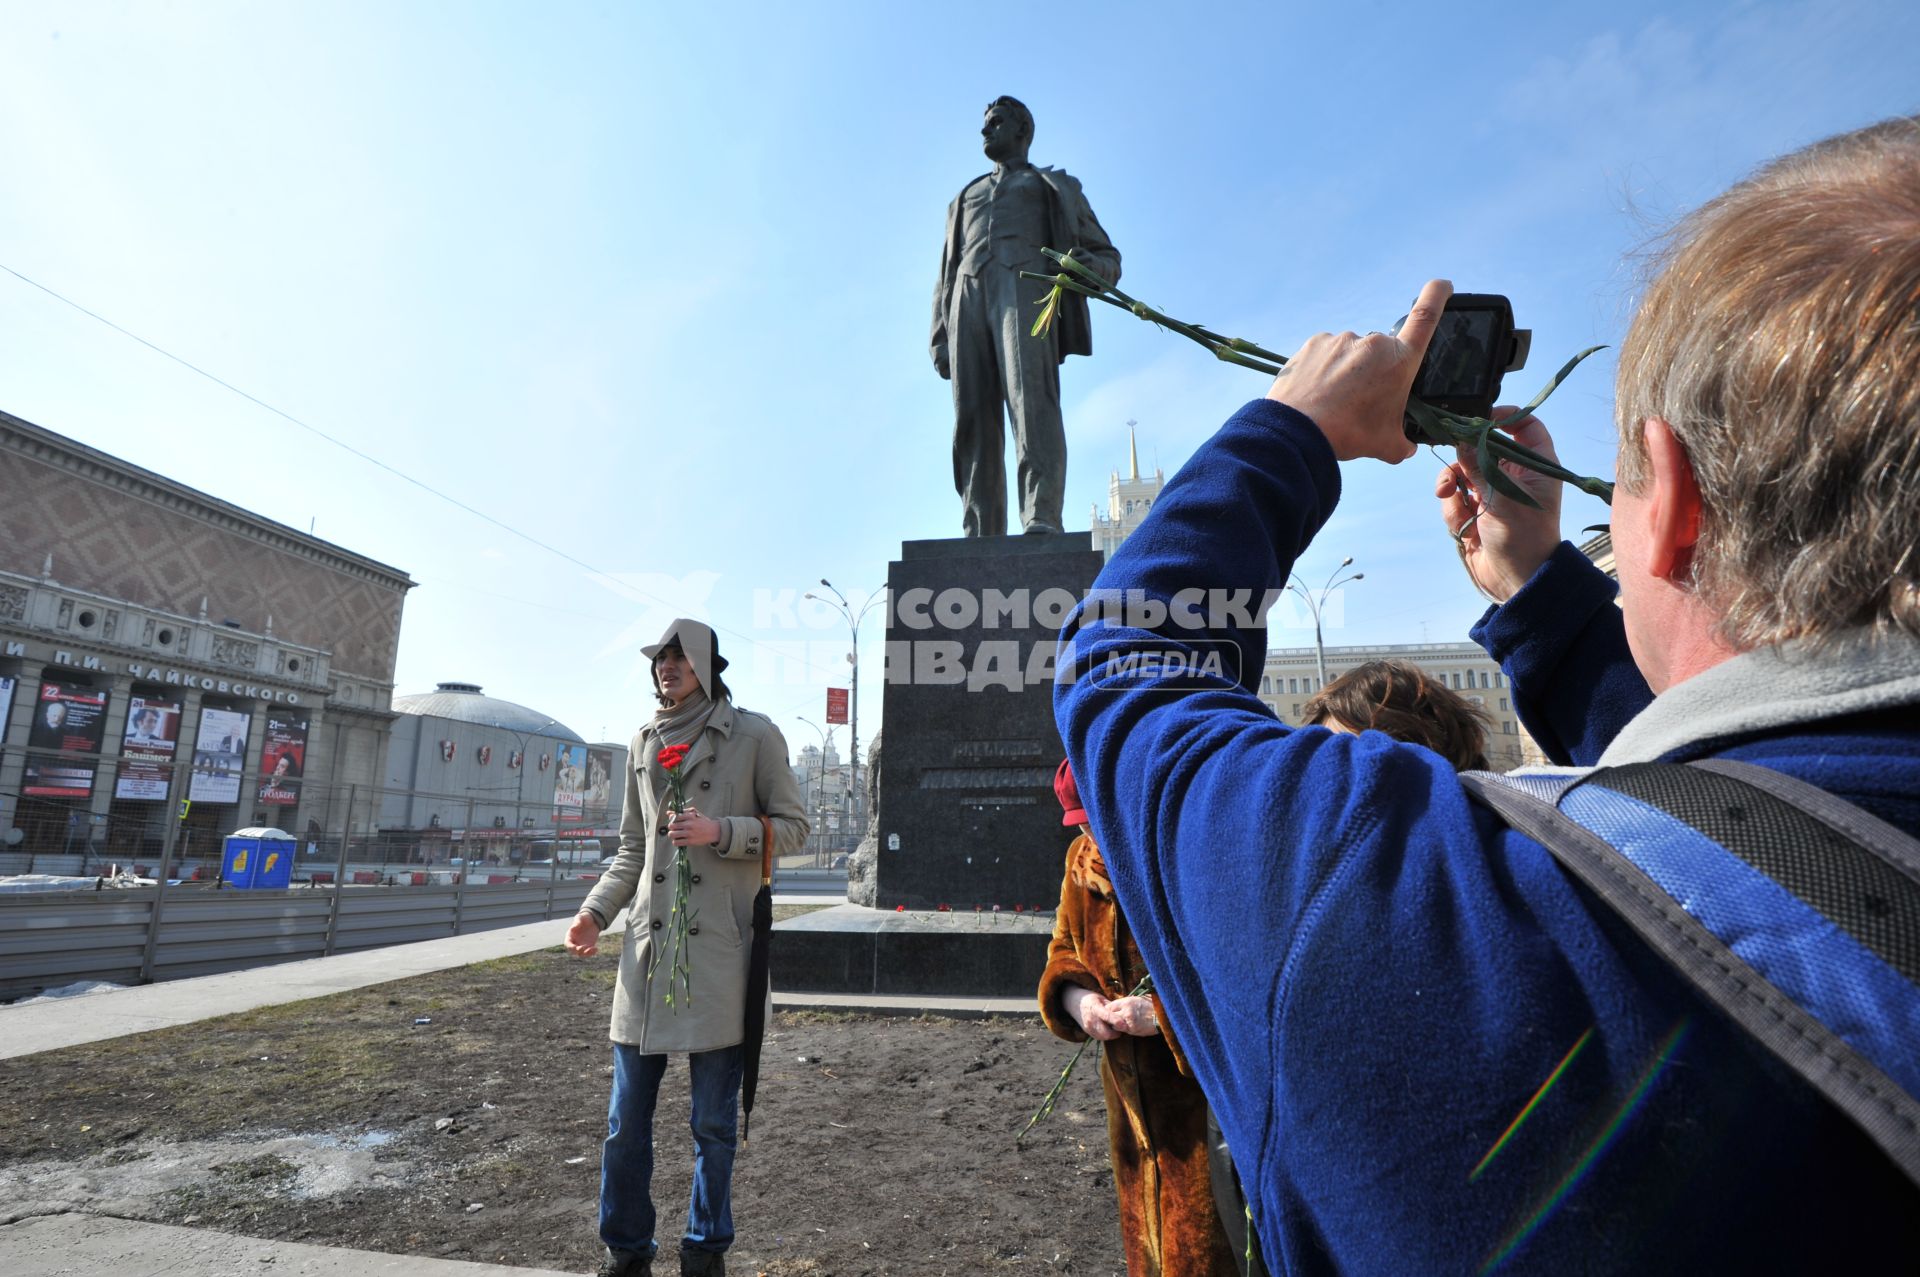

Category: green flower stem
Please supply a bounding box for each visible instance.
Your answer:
[1020,251,1615,506]
[655,768,698,1012]
[1015,975,1154,1145]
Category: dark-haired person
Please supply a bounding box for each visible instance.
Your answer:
[1038,759,1237,1277]
[1057,117,1920,1272]
[1300,659,1489,771]
[566,618,808,1277]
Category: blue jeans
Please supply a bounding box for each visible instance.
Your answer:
[601,1043,744,1258]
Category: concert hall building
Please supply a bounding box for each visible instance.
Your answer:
[0,407,414,869]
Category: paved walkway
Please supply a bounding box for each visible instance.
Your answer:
[0,1213,583,1276]
[0,901,1035,1062]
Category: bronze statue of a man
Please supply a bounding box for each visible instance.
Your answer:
[931,96,1121,537]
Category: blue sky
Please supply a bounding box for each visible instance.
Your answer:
[2,0,1914,756]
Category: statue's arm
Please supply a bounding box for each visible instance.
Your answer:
[931,194,959,379]
[1060,174,1121,288]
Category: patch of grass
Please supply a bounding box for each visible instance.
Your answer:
[471,952,550,975]
[773,1009,864,1025]
[772,903,835,923]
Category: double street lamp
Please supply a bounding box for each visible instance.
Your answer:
[803,578,884,856]
[795,716,837,865]
[1286,558,1364,690]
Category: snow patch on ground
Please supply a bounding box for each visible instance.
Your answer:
[0,1129,413,1224]
[11,980,128,1004]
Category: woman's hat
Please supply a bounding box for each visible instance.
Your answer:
[1053,758,1087,827]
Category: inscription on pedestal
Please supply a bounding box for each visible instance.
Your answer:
[874,533,1104,909]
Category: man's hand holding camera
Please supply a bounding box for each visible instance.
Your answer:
[1436,410,1565,602]
[1267,278,1452,463]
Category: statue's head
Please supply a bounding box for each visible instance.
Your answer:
[981,96,1033,164]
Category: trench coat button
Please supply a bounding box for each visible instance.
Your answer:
[650,919,662,930]
[691,873,701,884]
[657,826,668,837]
[653,872,666,884]
[700,780,711,790]
[689,925,699,935]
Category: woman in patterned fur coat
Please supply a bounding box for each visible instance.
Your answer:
[1037,759,1237,1277]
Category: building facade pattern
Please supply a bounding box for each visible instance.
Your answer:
[0,414,410,681]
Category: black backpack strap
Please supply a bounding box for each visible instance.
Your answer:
[1691,757,1920,882]
[1460,764,1920,1185]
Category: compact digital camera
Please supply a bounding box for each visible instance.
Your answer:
[1397,293,1532,425]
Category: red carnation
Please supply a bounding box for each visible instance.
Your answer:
[657,744,690,770]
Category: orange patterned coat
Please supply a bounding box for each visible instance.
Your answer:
[1038,833,1237,1277]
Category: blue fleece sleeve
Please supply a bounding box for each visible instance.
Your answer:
[1469,542,1653,765]
[1055,399,1529,1265]
[1056,401,1913,1276]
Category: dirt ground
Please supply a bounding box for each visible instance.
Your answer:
[0,928,1126,1275]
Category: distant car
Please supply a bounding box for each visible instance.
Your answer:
[830,854,849,870]
[598,854,620,870]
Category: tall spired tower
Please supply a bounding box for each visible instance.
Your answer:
[1090,420,1166,557]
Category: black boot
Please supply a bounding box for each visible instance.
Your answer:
[598,1248,652,1277]
[679,1250,725,1277]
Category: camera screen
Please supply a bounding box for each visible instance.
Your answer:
[1421,310,1496,399]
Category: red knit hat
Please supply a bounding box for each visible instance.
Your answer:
[1053,758,1087,827]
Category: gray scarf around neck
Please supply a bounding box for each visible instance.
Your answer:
[1597,627,1920,765]
[651,688,717,751]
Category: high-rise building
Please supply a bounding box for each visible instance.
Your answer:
[1089,421,1165,558]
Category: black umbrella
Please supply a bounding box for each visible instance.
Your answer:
[741,815,774,1143]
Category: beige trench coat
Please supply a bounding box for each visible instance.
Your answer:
[580,699,808,1054]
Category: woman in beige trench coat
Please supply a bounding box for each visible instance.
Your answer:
[565,619,808,1277]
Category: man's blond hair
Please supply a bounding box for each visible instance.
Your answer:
[1615,114,1920,648]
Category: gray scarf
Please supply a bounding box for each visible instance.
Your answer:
[651,687,718,752]
[1597,627,1920,765]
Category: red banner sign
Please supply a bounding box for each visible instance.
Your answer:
[825,687,849,725]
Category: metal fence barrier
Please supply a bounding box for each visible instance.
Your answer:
[0,878,593,1002]
[0,749,622,1001]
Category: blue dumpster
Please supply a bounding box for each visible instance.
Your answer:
[222,827,296,890]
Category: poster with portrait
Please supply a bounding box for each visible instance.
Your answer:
[585,748,614,816]
[257,714,310,805]
[114,696,183,800]
[188,706,252,804]
[0,676,14,749]
[22,681,110,798]
[553,742,588,822]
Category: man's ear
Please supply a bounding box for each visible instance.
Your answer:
[1641,417,1703,581]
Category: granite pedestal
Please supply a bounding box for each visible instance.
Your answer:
[874,531,1103,909]
[780,533,1101,996]
[772,903,1053,997]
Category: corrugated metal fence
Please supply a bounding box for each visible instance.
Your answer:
[0,879,591,1002]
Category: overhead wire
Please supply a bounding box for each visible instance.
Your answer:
[0,261,859,684]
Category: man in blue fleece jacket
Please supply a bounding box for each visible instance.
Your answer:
[1056,116,1920,1273]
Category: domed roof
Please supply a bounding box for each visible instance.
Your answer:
[391,682,584,742]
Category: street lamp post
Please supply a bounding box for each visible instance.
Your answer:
[1286,558,1365,690]
[796,717,836,865]
[805,579,884,856]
